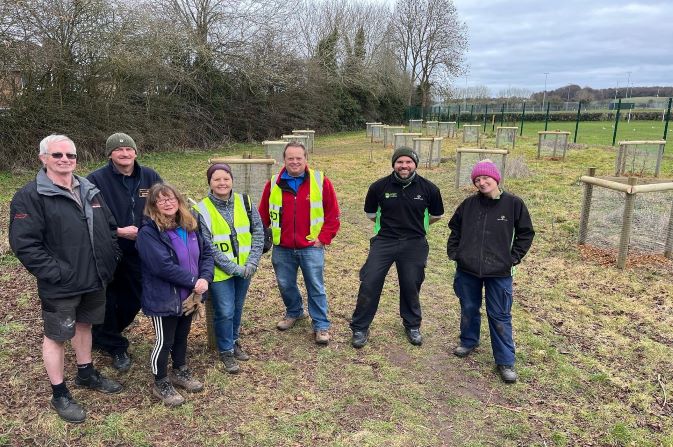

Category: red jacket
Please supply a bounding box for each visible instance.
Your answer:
[258,166,340,249]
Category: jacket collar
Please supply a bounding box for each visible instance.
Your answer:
[36,168,97,199]
[109,159,140,177]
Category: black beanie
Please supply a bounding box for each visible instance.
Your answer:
[391,147,419,167]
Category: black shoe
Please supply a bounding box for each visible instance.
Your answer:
[497,365,518,384]
[112,351,132,372]
[51,393,86,423]
[219,351,240,374]
[405,328,422,346]
[351,330,369,349]
[75,370,123,394]
[233,341,250,361]
[453,345,477,358]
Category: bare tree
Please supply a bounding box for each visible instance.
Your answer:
[391,0,467,108]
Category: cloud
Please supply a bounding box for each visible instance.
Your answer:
[452,0,673,92]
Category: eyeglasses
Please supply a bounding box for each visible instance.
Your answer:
[49,152,77,160]
[156,197,177,205]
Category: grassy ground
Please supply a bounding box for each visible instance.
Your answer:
[1,130,673,446]
[460,119,670,146]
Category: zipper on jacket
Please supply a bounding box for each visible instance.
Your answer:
[479,210,487,277]
[293,195,297,248]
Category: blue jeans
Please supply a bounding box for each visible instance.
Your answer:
[453,269,515,366]
[271,246,330,331]
[209,276,251,353]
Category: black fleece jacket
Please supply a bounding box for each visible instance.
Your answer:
[87,160,162,255]
[447,190,534,278]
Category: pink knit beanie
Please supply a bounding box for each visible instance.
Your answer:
[471,160,501,184]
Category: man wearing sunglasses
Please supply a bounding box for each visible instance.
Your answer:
[9,134,123,423]
[87,133,162,372]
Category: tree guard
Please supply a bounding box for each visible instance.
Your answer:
[384,126,405,148]
[537,131,570,160]
[371,124,385,143]
[455,148,508,189]
[496,126,518,150]
[578,168,673,268]
[409,119,423,133]
[615,140,666,177]
[438,122,456,138]
[424,121,439,136]
[393,132,422,150]
[413,137,442,168]
[366,122,382,138]
[462,125,481,144]
[262,140,287,164]
[292,130,316,153]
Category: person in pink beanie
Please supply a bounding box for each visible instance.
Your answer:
[446,160,535,383]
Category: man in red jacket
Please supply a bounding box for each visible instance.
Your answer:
[259,142,340,345]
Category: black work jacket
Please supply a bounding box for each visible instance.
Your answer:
[447,191,534,277]
[9,170,120,299]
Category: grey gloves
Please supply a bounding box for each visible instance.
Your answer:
[242,264,257,279]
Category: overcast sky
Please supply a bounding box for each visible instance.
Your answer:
[452,0,673,94]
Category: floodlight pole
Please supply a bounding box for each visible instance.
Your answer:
[626,72,631,99]
[542,72,549,110]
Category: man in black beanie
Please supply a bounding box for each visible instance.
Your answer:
[350,147,444,348]
[88,132,162,371]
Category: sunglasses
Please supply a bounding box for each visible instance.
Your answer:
[49,152,77,160]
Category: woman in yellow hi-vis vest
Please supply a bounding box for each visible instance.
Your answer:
[194,164,265,374]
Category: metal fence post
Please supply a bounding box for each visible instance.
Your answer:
[483,104,488,132]
[544,102,550,131]
[612,98,622,146]
[500,103,505,128]
[617,177,637,269]
[457,105,461,128]
[578,167,596,245]
[574,101,582,143]
[519,101,527,136]
[663,97,672,142]
[470,104,474,123]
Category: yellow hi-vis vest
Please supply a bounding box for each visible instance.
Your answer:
[268,169,324,245]
[193,194,251,282]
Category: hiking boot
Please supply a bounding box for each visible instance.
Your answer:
[497,365,518,384]
[405,328,423,346]
[169,366,204,393]
[51,393,86,423]
[315,330,330,345]
[234,341,250,361]
[276,312,307,331]
[351,330,369,349]
[112,351,132,372]
[74,370,123,394]
[453,345,477,358]
[153,377,185,406]
[220,351,240,374]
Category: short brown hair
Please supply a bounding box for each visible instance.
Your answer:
[144,183,197,232]
[282,141,307,159]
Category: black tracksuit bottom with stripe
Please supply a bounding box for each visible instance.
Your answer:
[150,314,193,380]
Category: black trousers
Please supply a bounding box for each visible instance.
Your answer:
[150,314,194,380]
[350,236,429,332]
[92,254,142,355]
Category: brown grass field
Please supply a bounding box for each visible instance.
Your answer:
[0,129,672,446]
